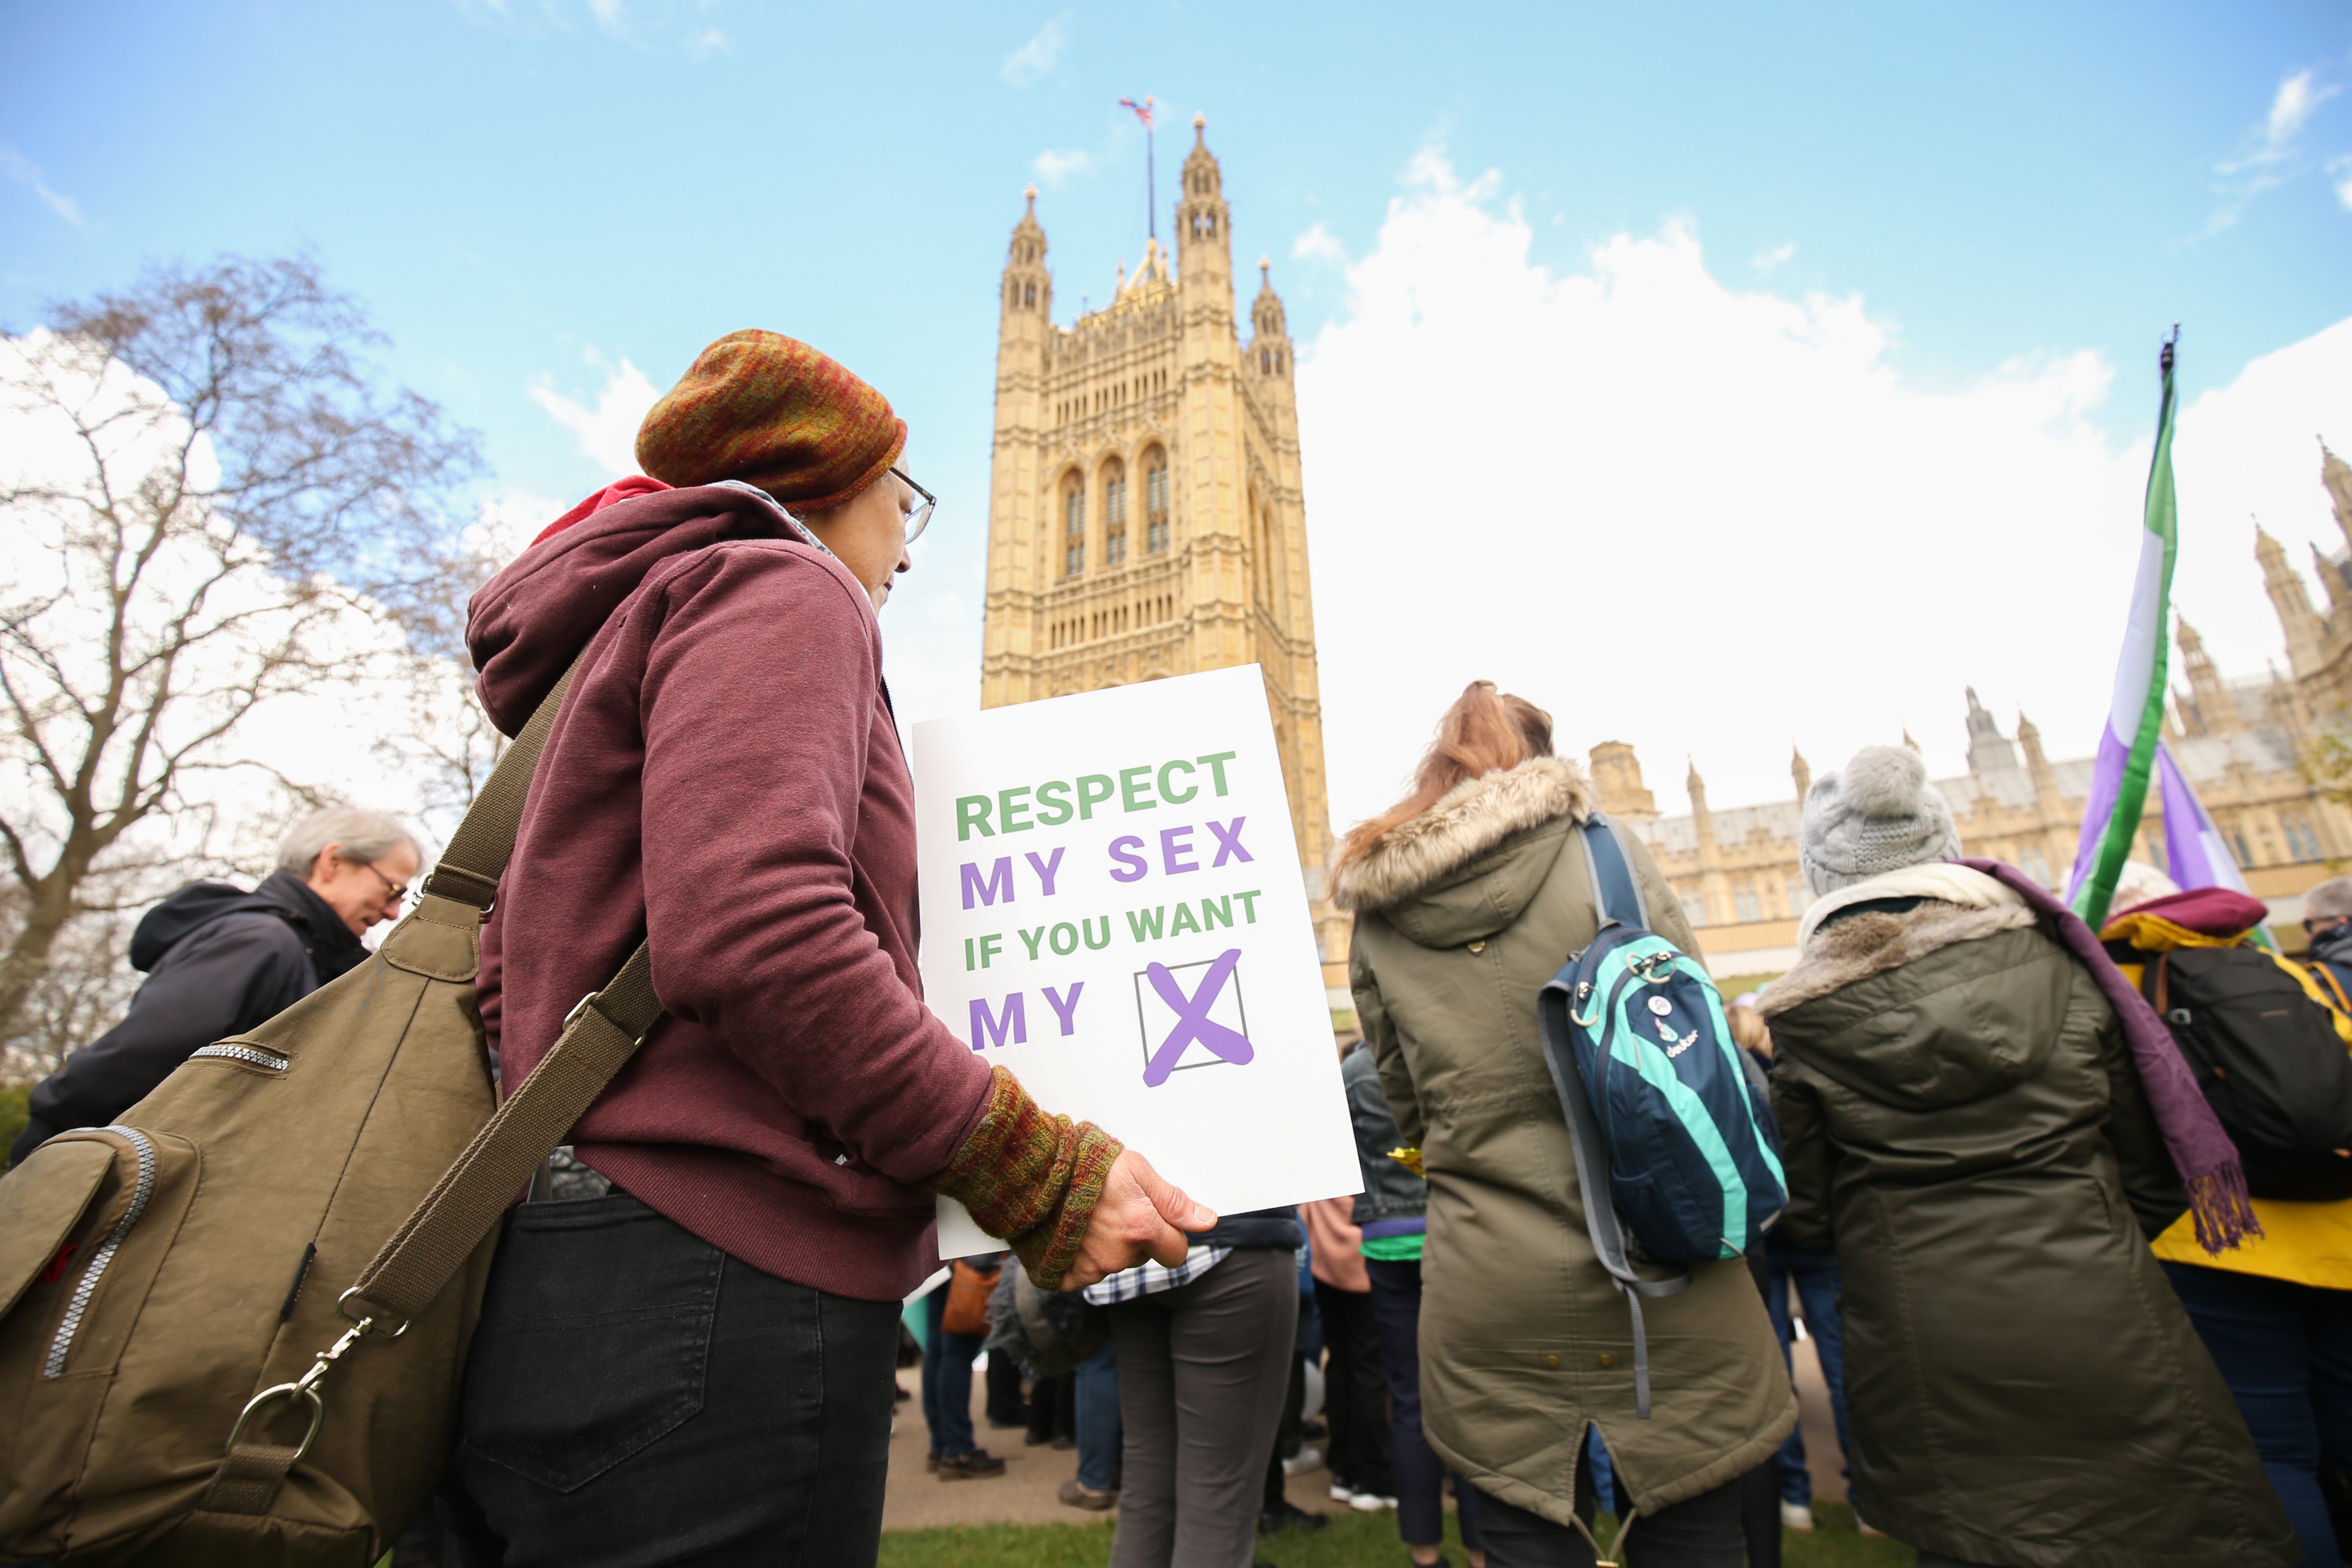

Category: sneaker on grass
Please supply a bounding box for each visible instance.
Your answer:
[1779,1500,1815,1533]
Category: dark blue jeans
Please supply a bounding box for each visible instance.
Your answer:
[920,1283,987,1459]
[442,1194,900,1568]
[1075,1339,1122,1490]
[1765,1248,1852,1505]
[1366,1257,1483,1552]
[2163,1262,2352,1568]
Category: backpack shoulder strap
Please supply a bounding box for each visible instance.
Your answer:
[2307,958,2352,1017]
[346,654,662,1323]
[1578,814,1649,932]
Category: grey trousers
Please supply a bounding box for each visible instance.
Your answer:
[1107,1248,1300,1568]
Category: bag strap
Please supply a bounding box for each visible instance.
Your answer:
[416,657,580,911]
[2309,959,2352,1018]
[344,941,657,1321]
[1578,815,1649,932]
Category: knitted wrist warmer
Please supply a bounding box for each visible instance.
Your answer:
[928,1065,1124,1289]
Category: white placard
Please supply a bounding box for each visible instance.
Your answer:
[913,665,1362,1258]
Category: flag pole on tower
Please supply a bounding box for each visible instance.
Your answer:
[1120,95,1157,240]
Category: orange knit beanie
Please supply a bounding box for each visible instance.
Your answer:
[635,330,906,512]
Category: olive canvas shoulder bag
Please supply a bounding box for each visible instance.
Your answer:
[0,657,660,1566]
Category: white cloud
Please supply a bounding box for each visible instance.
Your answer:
[1751,241,1797,273]
[1032,147,1095,188]
[0,142,85,228]
[1296,152,2352,829]
[2171,318,2352,667]
[1001,16,1068,87]
[686,27,726,56]
[2267,68,2336,148]
[2209,67,2341,231]
[529,351,662,478]
[2332,153,2352,211]
[1292,223,1347,266]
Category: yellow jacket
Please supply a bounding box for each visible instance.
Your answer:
[2105,908,2352,1291]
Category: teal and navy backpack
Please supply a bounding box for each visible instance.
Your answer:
[1535,816,1786,1416]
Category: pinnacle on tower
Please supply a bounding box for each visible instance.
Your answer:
[1791,746,1812,802]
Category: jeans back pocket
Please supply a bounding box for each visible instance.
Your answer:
[459,1196,723,1493]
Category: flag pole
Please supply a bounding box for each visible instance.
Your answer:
[1120,95,1158,243]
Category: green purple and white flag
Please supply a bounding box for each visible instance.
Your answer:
[2067,335,2261,927]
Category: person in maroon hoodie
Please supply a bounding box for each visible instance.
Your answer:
[437,331,1213,1567]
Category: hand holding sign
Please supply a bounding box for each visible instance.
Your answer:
[1062,1149,1220,1289]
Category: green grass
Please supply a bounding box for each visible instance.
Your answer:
[878,1501,1913,1566]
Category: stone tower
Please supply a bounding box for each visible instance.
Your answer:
[979,116,1346,994]
[2256,523,2326,677]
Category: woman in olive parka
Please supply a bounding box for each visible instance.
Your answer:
[1759,746,2294,1568]
[1335,682,1794,1567]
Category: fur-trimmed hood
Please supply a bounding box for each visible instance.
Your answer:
[1761,896,2063,1112]
[1329,757,1592,914]
[1761,900,2037,1017]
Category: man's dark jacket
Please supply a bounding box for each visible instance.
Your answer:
[2309,921,2352,1006]
[10,869,362,1164]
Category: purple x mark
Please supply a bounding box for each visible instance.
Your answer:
[1141,948,1254,1087]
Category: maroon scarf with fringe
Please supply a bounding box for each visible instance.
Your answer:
[1957,858,2258,1254]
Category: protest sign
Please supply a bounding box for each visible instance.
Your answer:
[913,664,1362,1258]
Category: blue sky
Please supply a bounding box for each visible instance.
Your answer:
[6,1,2350,819]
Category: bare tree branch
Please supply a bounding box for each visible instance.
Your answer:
[0,253,490,1060]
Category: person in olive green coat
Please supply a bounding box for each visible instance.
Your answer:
[1760,745,2294,1568]
[1334,682,1794,1564]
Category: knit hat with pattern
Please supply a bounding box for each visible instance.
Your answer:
[1800,744,1963,896]
[635,330,906,512]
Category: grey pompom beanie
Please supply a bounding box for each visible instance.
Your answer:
[1800,745,1963,896]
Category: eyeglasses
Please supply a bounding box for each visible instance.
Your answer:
[351,859,410,905]
[893,467,936,545]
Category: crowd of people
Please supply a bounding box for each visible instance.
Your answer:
[8,331,2348,1568]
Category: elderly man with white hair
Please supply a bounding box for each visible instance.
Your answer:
[9,806,422,1165]
[2302,875,2352,1000]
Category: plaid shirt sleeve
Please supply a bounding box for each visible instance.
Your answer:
[1080,1245,1233,1306]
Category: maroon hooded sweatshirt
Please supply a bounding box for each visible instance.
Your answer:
[468,484,991,1301]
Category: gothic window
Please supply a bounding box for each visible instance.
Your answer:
[1062,478,1085,578]
[1103,458,1129,568]
[1024,283,1036,307]
[2284,814,2322,861]
[1143,448,1170,554]
[1681,890,1709,928]
[2234,832,2253,866]
[1733,886,1762,923]
[1784,877,1809,917]
[2019,847,2052,888]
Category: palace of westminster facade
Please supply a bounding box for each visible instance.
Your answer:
[979,120,2352,995]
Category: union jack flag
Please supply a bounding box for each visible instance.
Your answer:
[1119,95,1154,128]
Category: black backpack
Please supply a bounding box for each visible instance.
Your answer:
[2141,946,2352,1201]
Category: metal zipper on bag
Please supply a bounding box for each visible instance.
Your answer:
[190,1043,288,1072]
[43,1125,158,1379]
